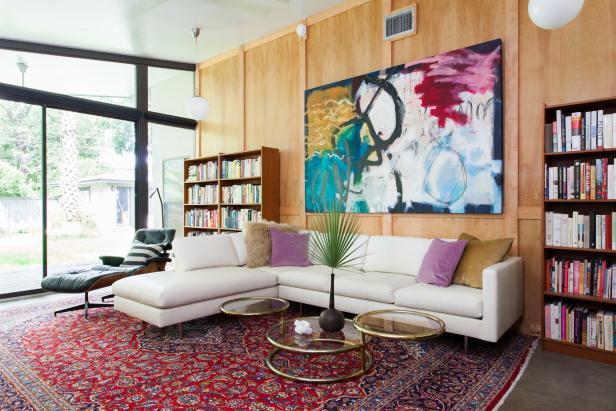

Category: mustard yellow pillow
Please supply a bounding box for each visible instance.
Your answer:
[452,233,513,289]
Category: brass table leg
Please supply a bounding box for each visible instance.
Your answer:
[361,331,367,372]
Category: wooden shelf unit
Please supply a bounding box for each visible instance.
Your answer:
[542,98,616,364]
[183,147,279,236]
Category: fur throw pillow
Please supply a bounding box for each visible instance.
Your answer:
[244,221,299,267]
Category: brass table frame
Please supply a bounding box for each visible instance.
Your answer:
[265,316,373,383]
[219,296,289,317]
[352,309,446,340]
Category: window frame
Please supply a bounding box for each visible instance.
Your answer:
[0,39,197,299]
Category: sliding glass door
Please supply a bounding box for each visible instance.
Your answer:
[0,100,43,294]
[45,109,136,274]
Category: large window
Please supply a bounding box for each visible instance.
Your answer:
[0,49,136,107]
[148,124,195,233]
[0,100,43,293]
[46,109,136,274]
[0,40,196,297]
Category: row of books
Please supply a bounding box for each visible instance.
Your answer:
[545,301,616,351]
[544,159,616,199]
[187,184,218,205]
[221,157,261,179]
[185,209,218,228]
[545,257,616,299]
[221,207,261,230]
[187,231,215,237]
[187,161,218,181]
[545,110,616,153]
[545,211,616,250]
[221,184,261,205]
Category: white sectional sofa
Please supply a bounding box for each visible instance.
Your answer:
[112,233,523,343]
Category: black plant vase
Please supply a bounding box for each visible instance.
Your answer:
[319,271,345,332]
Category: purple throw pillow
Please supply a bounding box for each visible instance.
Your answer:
[417,239,468,287]
[269,228,311,267]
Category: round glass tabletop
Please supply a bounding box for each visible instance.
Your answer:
[267,316,371,354]
[353,309,445,340]
[220,297,289,316]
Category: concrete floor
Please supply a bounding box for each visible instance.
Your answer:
[501,347,616,410]
[2,293,615,410]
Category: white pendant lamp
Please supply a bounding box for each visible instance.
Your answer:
[186,27,209,121]
[186,95,209,120]
[528,0,584,30]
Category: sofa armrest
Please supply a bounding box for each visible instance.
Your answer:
[481,256,524,342]
[100,255,125,267]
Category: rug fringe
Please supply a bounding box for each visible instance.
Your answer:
[493,337,538,410]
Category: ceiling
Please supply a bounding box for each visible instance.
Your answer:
[0,0,344,64]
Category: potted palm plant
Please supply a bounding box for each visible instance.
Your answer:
[309,203,365,332]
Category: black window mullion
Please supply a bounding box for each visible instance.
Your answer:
[42,105,47,278]
[135,64,149,229]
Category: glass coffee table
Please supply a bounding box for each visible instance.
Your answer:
[353,309,445,340]
[266,316,373,383]
[220,296,289,317]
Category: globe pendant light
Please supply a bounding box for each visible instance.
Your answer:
[186,27,209,121]
[528,0,584,30]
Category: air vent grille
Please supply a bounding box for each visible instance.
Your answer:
[384,5,416,41]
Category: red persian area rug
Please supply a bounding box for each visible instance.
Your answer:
[0,292,536,410]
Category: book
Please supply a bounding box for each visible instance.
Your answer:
[565,115,572,152]
[605,113,613,149]
[556,110,563,152]
[598,110,604,149]
[591,110,598,150]
[572,112,582,151]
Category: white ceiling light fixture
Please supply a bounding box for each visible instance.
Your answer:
[186,27,209,121]
[295,23,307,39]
[528,0,584,30]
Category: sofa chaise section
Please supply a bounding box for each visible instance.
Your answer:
[113,266,278,327]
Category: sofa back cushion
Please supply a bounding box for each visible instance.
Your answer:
[229,232,248,266]
[307,232,369,270]
[173,235,239,271]
[363,235,431,275]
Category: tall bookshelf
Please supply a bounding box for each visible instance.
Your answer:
[542,97,616,365]
[183,147,280,237]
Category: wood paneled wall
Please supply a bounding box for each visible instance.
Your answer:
[196,0,616,334]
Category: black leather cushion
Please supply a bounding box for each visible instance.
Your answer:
[41,265,142,293]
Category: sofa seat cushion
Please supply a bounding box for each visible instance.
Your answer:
[256,266,302,275]
[334,272,417,304]
[112,267,277,309]
[394,283,483,319]
[276,265,359,293]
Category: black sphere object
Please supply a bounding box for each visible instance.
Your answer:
[319,272,345,332]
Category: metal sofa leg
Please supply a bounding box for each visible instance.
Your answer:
[178,322,184,338]
[464,336,469,353]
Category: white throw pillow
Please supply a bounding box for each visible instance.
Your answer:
[229,232,247,266]
[363,235,432,276]
[173,235,239,271]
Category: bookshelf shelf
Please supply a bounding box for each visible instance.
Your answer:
[544,148,616,158]
[544,291,616,305]
[543,339,616,365]
[542,98,616,365]
[544,245,616,254]
[219,176,262,183]
[544,199,616,203]
[185,179,219,184]
[183,147,279,237]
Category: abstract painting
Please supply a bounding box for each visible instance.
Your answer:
[304,39,503,214]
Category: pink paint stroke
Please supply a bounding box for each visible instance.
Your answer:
[408,44,501,128]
